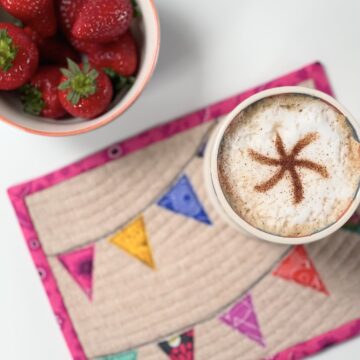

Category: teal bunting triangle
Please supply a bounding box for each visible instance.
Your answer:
[97,350,137,360]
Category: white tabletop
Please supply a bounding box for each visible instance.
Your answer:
[1,0,360,359]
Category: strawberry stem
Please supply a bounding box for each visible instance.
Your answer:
[59,58,98,105]
[20,84,45,116]
[103,67,135,93]
[0,29,17,72]
[131,0,141,18]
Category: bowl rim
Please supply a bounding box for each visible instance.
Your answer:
[0,0,161,137]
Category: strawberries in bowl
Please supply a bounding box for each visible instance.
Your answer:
[71,0,133,43]
[88,31,138,77]
[58,59,113,119]
[21,66,67,119]
[0,0,57,38]
[0,0,160,134]
[0,23,39,90]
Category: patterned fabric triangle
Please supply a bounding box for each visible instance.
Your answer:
[97,350,137,360]
[343,212,360,234]
[109,215,156,269]
[220,293,265,347]
[58,245,94,300]
[159,329,194,360]
[273,245,329,295]
[157,175,212,225]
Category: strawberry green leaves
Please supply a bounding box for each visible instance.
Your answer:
[20,84,44,116]
[103,67,135,93]
[0,29,17,71]
[59,58,99,105]
[58,57,113,119]
[131,0,141,18]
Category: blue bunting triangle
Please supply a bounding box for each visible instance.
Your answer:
[158,175,212,225]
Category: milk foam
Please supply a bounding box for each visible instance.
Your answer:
[218,94,360,237]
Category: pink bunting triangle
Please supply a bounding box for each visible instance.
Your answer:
[58,245,94,300]
[272,245,328,295]
[220,294,265,347]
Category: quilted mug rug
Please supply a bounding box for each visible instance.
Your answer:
[8,62,360,360]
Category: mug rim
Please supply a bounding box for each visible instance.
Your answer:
[208,86,360,244]
[0,0,160,137]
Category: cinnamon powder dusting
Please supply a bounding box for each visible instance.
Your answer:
[248,132,329,204]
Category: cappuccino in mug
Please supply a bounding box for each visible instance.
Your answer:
[206,88,360,242]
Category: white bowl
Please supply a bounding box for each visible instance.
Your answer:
[0,0,160,136]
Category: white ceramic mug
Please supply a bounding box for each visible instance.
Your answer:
[204,86,360,244]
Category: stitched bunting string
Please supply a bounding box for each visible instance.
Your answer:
[58,245,94,300]
[157,175,212,225]
[159,329,194,360]
[220,293,266,347]
[272,245,329,295]
[109,215,156,269]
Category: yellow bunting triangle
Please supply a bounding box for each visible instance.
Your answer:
[109,215,156,269]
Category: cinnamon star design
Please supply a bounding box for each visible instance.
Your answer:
[248,132,329,204]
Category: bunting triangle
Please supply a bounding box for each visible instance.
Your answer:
[159,329,194,360]
[196,140,207,158]
[343,212,360,234]
[157,175,212,225]
[58,245,94,300]
[97,350,137,360]
[272,245,329,295]
[109,216,156,269]
[220,294,265,347]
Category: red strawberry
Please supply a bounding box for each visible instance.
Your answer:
[71,0,133,43]
[56,0,98,53]
[39,37,81,66]
[28,9,57,38]
[0,0,57,38]
[56,0,84,36]
[23,27,80,66]
[23,26,43,45]
[0,23,39,90]
[58,59,113,119]
[88,31,137,76]
[21,66,67,119]
[69,36,101,54]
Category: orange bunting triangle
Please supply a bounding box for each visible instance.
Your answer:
[272,245,328,295]
[109,215,156,269]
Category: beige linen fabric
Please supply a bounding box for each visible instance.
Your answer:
[137,231,360,360]
[26,123,212,255]
[47,155,286,358]
[25,78,360,360]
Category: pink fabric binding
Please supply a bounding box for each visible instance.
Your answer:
[9,62,352,360]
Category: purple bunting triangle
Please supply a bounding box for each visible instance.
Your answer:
[197,140,207,158]
[157,175,212,225]
[220,293,265,347]
[58,245,94,300]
